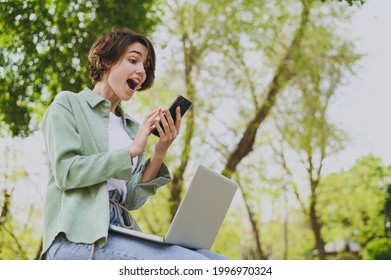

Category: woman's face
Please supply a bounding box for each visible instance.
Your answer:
[106,42,148,102]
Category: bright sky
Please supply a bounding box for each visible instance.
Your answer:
[325,0,391,173]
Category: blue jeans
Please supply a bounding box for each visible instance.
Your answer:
[44,232,230,260]
[44,190,229,260]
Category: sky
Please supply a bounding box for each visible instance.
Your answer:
[325,0,391,173]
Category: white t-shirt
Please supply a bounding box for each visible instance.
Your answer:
[107,112,138,201]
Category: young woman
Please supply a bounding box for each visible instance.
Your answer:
[40,29,228,260]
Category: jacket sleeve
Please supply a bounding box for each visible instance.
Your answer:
[41,94,134,191]
[124,158,171,210]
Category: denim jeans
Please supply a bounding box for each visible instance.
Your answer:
[44,190,229,260]
[44,231,230,260]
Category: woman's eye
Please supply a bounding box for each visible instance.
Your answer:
[129,59,136,64]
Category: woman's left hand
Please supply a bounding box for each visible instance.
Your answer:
[153,106,181,156]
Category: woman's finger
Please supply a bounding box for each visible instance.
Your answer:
[165,108,175,129]
[159,109,170,135]
[153,119,164,136]
[162,108,178,137]
[146,109,160,125]
[175,106,181,134]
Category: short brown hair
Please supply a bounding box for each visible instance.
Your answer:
[87,28,156,91]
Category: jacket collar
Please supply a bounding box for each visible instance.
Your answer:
[79,88,138,126]
[79,88,107,108]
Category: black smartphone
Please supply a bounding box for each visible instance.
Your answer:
[152,95,192,137]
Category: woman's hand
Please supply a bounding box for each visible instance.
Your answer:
[138,106,181,183]
[153,106,181,157]
[129,108,160,158]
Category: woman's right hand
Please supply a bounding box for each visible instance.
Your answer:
[129,108,161,158]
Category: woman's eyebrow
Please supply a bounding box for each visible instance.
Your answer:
[128,50,143,57]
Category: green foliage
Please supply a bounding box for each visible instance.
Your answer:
[363,238,391,260]
[211,209,243,259]
[319,155,389,245]
[0,0,160,137]
[131,182,172,236]
[0,211,43,260]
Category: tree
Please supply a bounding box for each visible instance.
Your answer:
[217,0,364,175]
[269,12,360,257]
[363,238,391,260]
[221,0,313,178]
[147,0,306,258]
[319,156,390,247]
[144,0,244,220]
[0,0,159,137]
[145,0,364,259]
[207,0,363,259]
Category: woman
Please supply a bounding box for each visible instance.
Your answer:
[40,29,228,260]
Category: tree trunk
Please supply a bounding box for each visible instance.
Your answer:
[283,187,289,260]
[0,188,12,225]
[309,179,326,259]
[237,178,266,259]
[169,30,197,220]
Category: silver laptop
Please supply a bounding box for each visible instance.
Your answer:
[109,163,238,250]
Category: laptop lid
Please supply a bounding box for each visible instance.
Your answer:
[164,163,238,249]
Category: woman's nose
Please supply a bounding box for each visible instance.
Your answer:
[136,64,145,75]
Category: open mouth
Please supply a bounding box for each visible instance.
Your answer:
[127,79,138,91]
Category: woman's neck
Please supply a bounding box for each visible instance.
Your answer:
[93,82,119,113]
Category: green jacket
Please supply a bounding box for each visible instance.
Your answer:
[40,88,171,256]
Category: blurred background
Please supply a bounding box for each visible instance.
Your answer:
[1,0,391,260]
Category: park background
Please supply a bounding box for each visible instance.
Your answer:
[1,0,391,260]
